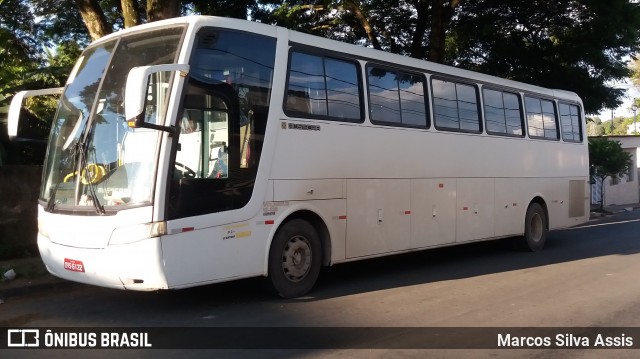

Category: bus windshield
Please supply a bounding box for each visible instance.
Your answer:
[41,26,185,212]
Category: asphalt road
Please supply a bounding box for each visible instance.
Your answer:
[2,210,640,358]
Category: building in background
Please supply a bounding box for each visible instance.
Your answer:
[590,135,640,206]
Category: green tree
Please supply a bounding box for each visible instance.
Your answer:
[0,0,83,165]
[586,117,605,136]
[5,0,640,122]
[258,1,640,115]
[588,137,633,211]
[253,1,462,61]
[450,0,640,115]
[600,116,634,135]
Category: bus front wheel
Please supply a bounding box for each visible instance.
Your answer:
[268,219,322,298]
[519,202,548,252]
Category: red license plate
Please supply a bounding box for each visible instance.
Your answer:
[63,258,85,272]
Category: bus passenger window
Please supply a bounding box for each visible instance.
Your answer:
[285,50,362,122]
[483,88,523,136]
[367,66,427,127]
[287,52,326,116]
[559,103,582,142]
[325,58,360,119]
[432,78,480,132]
[525,96,558,140]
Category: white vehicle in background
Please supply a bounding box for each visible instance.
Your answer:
[8,16,589,298]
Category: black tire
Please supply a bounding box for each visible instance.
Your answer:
[518,202,548,252]
[268,219,322,298]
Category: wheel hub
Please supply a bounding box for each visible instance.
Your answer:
[282,236,312,282]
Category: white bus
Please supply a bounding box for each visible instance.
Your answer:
[9,16,589,298]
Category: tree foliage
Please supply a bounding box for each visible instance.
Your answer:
[257,1,640,115]
[0,1,84,106]
[253,1,462,61]
[0,0,82,165]
[587,115,640,136]
[588,137,633,211]
[450,0,640,115]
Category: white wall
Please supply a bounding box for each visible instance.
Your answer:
[595,136,640,206]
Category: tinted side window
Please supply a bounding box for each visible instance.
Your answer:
[286,52,326,116]
[285,51,362,121]
[168,29,276,219]
[483,88,524,136]
[367,67,427,127]
[368,68,401,124]
[559,103,582,142]
[325,58,361,119]
[399,73,428,127]
[432,78,480,132]
[525,96,558,140]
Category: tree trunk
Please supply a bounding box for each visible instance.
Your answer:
[409,0,429,59]
[121,0,141,28]
[75,0,112,41]
[343,0,382,50]
[428,0,461,63]
[147,0,181,22]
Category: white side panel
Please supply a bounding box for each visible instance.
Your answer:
[161,199,347,286]
[161,220,270,287]
[318,200,348,263]
[544,178,576,229]
[493,178,529,237]
[273,179,344,201]
[456,178,495,242]
[410,179,456,248]
[346,179,411,258]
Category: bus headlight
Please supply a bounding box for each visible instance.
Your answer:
[109,222,166,245]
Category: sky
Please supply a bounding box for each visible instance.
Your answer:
[598,78,640,121]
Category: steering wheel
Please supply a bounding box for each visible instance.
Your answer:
[174,162,196,178]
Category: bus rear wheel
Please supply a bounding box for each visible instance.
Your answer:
[268,219,322,298]
[519,202,548,252]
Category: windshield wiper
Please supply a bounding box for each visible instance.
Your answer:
[77,140,105,215]
[46,140,105,214]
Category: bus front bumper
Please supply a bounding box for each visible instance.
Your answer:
[37,233,169,291]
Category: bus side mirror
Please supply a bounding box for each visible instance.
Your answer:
[8,87,64,141]
[124,64,189,132]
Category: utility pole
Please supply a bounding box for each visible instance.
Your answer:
[611,109,614,133]
[633,103,638,135]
